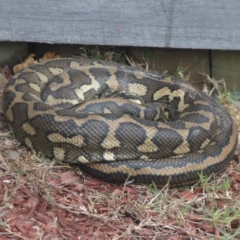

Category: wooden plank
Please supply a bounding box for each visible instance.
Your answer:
[212,51,240,91]
[0,0,240,50]
[0,42,28,67]
[128,48,210,89]
[30,43,84,59]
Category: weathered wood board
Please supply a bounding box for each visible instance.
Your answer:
[212,51,240,91]
[128,48,210,88]
[1,0,240,50]
[0,42,28,67]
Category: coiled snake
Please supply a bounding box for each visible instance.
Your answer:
[2,58,238,186]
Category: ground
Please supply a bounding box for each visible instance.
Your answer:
[0,53,240,240]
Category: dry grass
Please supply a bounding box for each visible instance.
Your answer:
[0,47,240,239]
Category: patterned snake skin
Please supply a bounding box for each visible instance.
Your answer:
[2,58,238,186]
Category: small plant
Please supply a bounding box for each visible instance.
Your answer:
[198,171,213,191]
[175,65,190,81]
[142,48,155,70]
[199,73,239,104]
[78,46,127,64]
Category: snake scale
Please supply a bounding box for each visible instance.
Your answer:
[2,57,238,186]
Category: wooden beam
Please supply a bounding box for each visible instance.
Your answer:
[1,0,240,50]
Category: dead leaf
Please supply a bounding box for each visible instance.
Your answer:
[195,222,215,233]
[13,53,36,73]
[39,51,61,62]
[188,214,204,221]
[230,172,240,182]
[113,188,122,195]
[231,218,240,229]
[0,65,12,80]
[59,170,79,184]
[186,222,197,235]
[232,183,240,191]
[34,212,52,224]
[179,190,197,201]
[168,236,181,240]
[214,227,221,239]
[216,200,227,209]
[122,186,139,194]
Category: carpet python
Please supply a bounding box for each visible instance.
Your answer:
[2,58,238,186]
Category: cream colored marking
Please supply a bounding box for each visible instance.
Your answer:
[78,156,89,163]
[48,67,64,76]
[128,99,142,104]
[208,141,216,147]
[153,87,171,100]
[22,123,36,135]
[172,89,189,111]
[163,77,172,83]
[103,108,112,114]
[140,155,149,160]
[101,132,121,149]
[69,61,82,69]
[29,83,41,92]
[107,66,118,75]
[153,107,163,121]
[173,140,191,155]
[103,151,115,161]
[36,72,48,83]
[48,72,71,91]
[106,74,119,91]
[25,138,33,149]
[48,133,85,147]
[75,77,100,100]
[53,147,65,161]
[105,66,118,91]
[200,138,211,149]
[29,93,42,101]
[128,83,147,96]
[153,87,189,111]
[193,100,210,106]
[139,110,145,119]
[134,71,145,80]
[137,139,158,153]
[45,95,78,106]
[164,112,169,120]
[53,113,88,124]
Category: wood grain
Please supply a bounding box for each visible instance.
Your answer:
[0,0,240,49]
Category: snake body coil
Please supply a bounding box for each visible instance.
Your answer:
[2,58,238,186]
